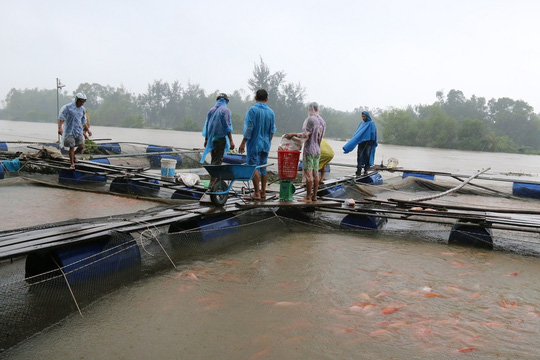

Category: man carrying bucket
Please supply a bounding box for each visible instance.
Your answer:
[238,89,276,201]
[200,93,235,184]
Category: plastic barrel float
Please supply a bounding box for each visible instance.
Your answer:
[357,173,383,185]
[25,231,141,286]
[340,213,387,230]
[512,182,540,199]
[448,221,493,249]
[402,172,435,181]
[58,158,109,186]
[147,145,182,169]
[97,142,121,154]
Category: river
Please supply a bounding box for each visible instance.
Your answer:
[2,119,540,359]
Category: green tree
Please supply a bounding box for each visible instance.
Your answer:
[416,105,458,148]
[379,107,418,145]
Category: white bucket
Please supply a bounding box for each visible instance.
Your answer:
[160,158,177,179]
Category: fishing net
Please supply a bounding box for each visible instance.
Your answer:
[3,172,540,354]
[0,209,310,353]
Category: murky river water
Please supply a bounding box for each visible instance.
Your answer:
[2,120,540,359]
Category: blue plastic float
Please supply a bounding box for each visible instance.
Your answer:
[146,145,182,169]
[512,182,540,199]
[448,222,493,249]
[0,142,7,151]
[171,187,203,200]
[25,231,141,285]
[340,213,387,230]
[168,214,240,242]
[97,142,121,154]
[402,172,435,181]
[58,158,109,185]
[357,173,383,185]
[109,177,160,197]
[321,185,347,198]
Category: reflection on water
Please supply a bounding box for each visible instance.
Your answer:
[4,230,540,359]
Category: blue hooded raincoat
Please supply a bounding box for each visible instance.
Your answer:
[200,98,233,163]
[343,111,378,166]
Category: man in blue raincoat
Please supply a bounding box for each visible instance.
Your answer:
[238,89,276,201]
[343,110,377,176]
[201,93,235,164]
[58,93,91,170]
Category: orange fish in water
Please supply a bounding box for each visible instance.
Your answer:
[375,291,389,298]
[506,272,519,276]
[186,272,199,280]
[500,300,518,308]
[381,307,401,315]
[457,347,475,353]
[424,293,444,298]
[451,261,466,266]
[470,293,482,299]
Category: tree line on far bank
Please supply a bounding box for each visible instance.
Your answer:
[1,59,539,154]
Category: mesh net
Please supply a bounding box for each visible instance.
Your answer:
[0,210,298,352]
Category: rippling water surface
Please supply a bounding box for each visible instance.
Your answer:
[5,229,540,359]
[3,120,540,359]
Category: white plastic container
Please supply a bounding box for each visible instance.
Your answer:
[160,158,177,179]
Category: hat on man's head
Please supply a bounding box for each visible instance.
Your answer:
[75,93,87,101]
[216,93,229,103]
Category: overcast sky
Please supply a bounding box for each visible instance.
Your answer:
[1,0,539,113]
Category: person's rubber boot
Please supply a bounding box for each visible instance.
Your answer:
[355,170,362,177]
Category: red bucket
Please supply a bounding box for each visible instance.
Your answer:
[278,150,300,179]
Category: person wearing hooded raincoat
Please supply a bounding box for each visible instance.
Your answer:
[200,93,234,166]
[238,89,276,201]
[343,110,377,176]
[285,102,326,202]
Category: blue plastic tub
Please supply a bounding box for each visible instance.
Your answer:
[402,172,435,181]
[512,182,540,199]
